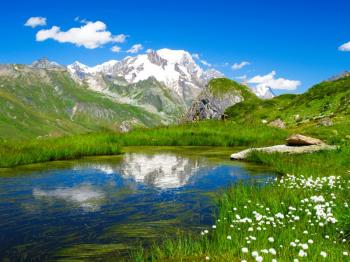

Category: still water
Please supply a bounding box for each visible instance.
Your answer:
[0,147,277,261]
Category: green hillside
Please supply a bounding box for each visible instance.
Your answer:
[226,75,350,127]
[0,65,162,140]
[207,78,257,100]
[106,76,185,121]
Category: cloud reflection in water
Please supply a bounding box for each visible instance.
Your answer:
[33,185,105,212]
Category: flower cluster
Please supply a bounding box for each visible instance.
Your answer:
[201,174,350,261]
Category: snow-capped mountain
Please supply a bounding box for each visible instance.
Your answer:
[67,48,223,104]
[251,85,275,99]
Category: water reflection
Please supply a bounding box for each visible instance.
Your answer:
[0,149,277,261]
[33,184,105,212]
[73,153,207,190]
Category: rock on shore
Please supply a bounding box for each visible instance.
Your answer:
[231,134,336,160]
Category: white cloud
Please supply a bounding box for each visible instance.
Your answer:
[111,45,121,53]
[232,61,250,70]
[192,53,212,67]
[113,34,128,43]
[24,17,47,28]
[127,44,143,54]
[36,21,126,49]
[338,41,350,51]
[248,71,300,90]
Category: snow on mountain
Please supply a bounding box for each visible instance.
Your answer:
[111,48,215,97]
[251,85,275,99]
[91,60,118,74]
[67,48,223,102]
[67,61,93,80]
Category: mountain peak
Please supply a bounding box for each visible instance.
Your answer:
[156,48,192,63]
[67,61,92,80]
[67,48,223,104]
[91,60,118,74]
[31,57,64,69]
[251,85,275,99]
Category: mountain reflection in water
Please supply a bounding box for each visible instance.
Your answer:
[0,149,277,261]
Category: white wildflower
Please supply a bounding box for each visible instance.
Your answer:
[241,247,248,253]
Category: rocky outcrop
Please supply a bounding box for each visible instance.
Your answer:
[318,117,333,127]
[286,134,324,146]
[31,58,65,70]
[231,135,336,160]
[118,118,143,133]
[185,81,244,121]
[268,119,286,129]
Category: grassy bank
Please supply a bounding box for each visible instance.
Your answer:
[120,121,287,147]
[0,133,121,168]
[133,149,350,261]
[134,175,349,261]
[0,121,288,168]
[131,122,350,261]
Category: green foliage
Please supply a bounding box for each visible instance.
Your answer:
[225,76,350,127]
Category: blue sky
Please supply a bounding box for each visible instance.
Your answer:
[1,0,350,93]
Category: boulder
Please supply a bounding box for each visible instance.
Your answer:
[286,134,324,146]
[231,144,336,160]
[268,118,286,129]
[318,118,333,127]
[118,118,143,133]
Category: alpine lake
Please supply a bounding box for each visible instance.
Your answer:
[0,147,278,261]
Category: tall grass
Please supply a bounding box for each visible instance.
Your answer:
[0,133,121,168]
[0,121,288,168]
[121,121,288,147]
[134,170,350,261]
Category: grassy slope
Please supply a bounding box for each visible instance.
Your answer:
[207,78,257,100]
[226,76,350,127]
[107,77,185,120]
[0,66,162,139]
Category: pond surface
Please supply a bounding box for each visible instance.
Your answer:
[0,147,277,261]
